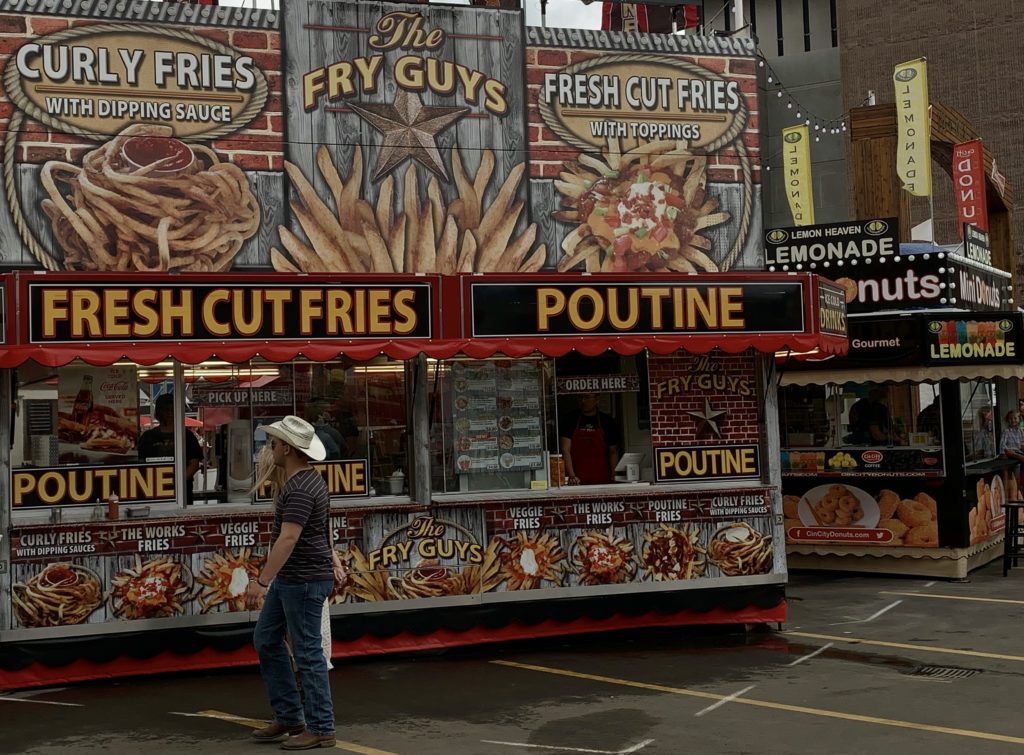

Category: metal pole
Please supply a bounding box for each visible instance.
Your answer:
[173,361,187,508]
[0,369,12,632]
[540,0,548,27]
[412,354,432,505]
[732,0,745,32]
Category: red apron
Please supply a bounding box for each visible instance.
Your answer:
[572,414,611,485]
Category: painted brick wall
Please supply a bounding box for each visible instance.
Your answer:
[525,47,761,184]
[0,15,283,169]
[647,350,760,447]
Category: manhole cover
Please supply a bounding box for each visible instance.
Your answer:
[903,665,980,680]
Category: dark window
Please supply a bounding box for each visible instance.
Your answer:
[802,0,811,51]
[775,0,784,56]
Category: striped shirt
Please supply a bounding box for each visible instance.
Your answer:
[272,468,333,584]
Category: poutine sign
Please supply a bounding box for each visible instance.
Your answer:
[469,280,806,337]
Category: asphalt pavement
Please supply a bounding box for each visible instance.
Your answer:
[4,560,1024,754]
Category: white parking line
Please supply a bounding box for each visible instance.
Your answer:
[480,740,654,754]
[786,643,834,667]
[0,696,82,707]
[695,685,756,717]
[829,600,902,626]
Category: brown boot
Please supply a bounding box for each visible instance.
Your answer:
[280,732,336,750]
[251,722,305,743]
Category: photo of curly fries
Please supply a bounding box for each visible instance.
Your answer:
[708,523,773,577]
[109,555,194,620]
[195,548,263,613]
[12,563,103,628]
[272,145,545,274]
[554,137,729,273]
[40,124,260,272]
[388,539,503,599]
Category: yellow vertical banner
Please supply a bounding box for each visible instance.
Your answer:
[894,58,932,197]
[782,125,814,226]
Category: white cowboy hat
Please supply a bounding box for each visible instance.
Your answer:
[263,416,327,462]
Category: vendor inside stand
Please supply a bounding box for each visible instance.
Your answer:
[559,392,622,485]
[138,393,202,505]
[846,385,906,445]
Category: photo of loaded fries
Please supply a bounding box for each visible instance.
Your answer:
[497,532,567,590]
[109,555,194,620]
[573,529,637,586]
[553,138,730,273]
[641,524,707,581]
[195,548,264,613]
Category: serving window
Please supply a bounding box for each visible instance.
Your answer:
[10,355,411,516]
[429,353,652,494]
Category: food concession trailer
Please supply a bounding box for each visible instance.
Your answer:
[767,220,1019,577]
[0,0,847,689]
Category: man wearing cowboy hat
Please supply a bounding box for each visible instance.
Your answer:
[245,416,337,750]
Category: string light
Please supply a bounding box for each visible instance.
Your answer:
[757,49,869,181]
[758,49,854,146]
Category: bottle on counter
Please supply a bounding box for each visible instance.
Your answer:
[107,492,120,521]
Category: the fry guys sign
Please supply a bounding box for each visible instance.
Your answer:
[303,10,510,119]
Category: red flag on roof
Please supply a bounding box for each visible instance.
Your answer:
[601,3,700,33]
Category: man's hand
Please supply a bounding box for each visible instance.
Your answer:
[245,579,267,610]
[332,561,349,589]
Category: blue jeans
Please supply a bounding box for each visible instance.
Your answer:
[253,579,335,736]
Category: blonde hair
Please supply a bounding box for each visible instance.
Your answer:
[252,445,286,505]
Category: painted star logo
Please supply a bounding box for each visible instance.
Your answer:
[348,90,469,181]
[687,398,728,439]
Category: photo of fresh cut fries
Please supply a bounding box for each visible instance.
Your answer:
[554,137,730,273]
[12,563,103,628]
[196,548,263,613]
[642,524,707,581]
[272,145,545,274]
[708,523,773,577]
[339,545,390,603]
[110,555,194,620]
[40,124,260,272]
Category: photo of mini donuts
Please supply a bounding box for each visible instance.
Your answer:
[797,484,878,528]
[786,485,939,548]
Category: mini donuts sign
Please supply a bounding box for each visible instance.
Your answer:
[5,25,268,139]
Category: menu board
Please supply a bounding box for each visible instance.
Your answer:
[451,361,544,475]
[781,447,944,477]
